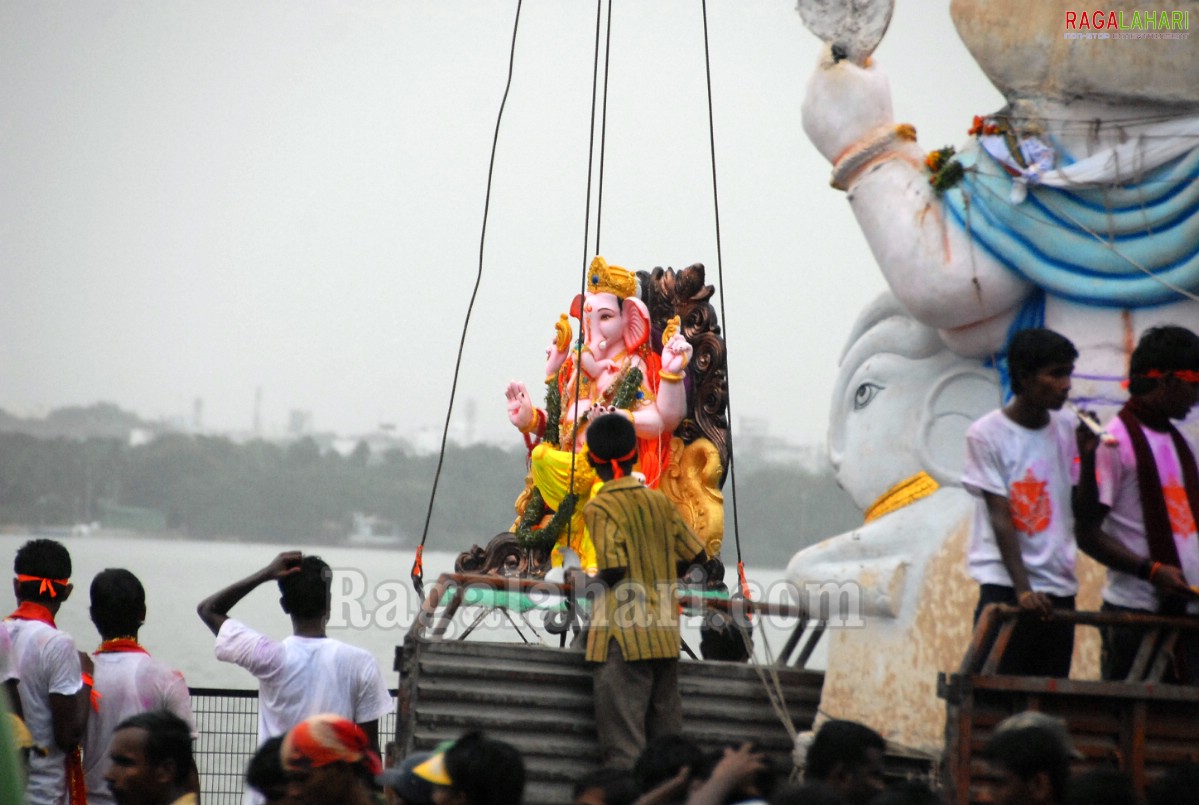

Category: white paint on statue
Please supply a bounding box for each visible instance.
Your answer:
[787,294,996,753]
[800,0,1199,427]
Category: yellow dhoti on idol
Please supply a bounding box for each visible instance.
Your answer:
[528,442,600,571]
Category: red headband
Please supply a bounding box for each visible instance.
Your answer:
[15,574,69,598]
[601,446,639,479]
[1142,369,1199,383]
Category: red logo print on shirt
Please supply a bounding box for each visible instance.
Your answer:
[1164,483,1197,539]
[1010,469,1051,535]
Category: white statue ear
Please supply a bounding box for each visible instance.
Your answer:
[916,365,1000,486]
[622,297,651,351]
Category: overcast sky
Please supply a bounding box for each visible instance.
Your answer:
[0,1,1001,448]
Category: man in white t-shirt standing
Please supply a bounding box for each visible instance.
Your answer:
[962,328,1081,677]
[84,568,198,805]
[1076,326,1199,682]
[197,552,393,754]
[6,538,89,805]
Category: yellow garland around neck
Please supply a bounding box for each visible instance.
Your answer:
[863,471,940,523]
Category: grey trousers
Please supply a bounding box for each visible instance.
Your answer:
[593,638,683,769]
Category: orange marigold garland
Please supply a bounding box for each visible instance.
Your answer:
[967,114,1001,137]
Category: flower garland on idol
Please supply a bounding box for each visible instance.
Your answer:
[514,365,643,553]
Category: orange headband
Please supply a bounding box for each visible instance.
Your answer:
[15,574,69,598]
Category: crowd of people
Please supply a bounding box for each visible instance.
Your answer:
[4,325,1199,804]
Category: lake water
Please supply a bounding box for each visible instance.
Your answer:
[0,532,820,689]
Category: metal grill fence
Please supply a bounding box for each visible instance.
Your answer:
[189,688,399,805]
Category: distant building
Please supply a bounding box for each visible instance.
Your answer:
[288,409,313,436]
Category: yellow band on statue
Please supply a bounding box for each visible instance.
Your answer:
[863,471,939,523]
[659,370,684,383]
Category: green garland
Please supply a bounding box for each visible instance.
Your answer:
[926,145,964,194]
[512,363,643,553]
[543,371,562,446]
[612,366,643,409]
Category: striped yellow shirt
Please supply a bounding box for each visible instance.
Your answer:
[583,476,707,662]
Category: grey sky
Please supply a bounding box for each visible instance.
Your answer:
[0,1,1000,447]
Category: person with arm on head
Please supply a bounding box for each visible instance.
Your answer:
[197,552,392,757]
[196,551,304,637]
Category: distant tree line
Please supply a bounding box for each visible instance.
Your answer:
[0,406,861,567]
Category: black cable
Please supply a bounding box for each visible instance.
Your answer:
[595,0,613,258]
[564,0,611,521]
[411,0,523,599]
[700,0,744,585]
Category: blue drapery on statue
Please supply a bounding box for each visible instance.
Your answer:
[943,141,1199,308]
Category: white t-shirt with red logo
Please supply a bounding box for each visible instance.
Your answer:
[962,409,1080,597]
[1096,416,1199,614]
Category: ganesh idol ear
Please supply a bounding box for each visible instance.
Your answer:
[916,364,1000,487]
[622,297,651,351]
[570,294,584,320]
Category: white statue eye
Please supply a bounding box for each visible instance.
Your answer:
[853,382,883,410]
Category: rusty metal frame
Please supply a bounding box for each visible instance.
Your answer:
[940,604,1199,804]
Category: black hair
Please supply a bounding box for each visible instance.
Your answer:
[13,539,72,603]
[1128,326,1199,395]
[443,730,525,805]
[90,568,146,638]
[1007,328,1078,395]
[633,733,704,795]
[805,720,886,782]
[1065,768,1138,805]
[984,726,1070,805]
[586,413,638,464]
[699,603,753,663]
[246,736,287,798]
[115,710,194,786]
[572,767,640,805]
[279,555,331,619]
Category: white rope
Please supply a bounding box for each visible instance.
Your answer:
[737,609,800,745]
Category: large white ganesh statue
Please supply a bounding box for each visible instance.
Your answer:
[787,293,999,754]
[800,0,1199,425]
[503,256,698,573]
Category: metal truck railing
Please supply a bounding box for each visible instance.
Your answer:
[412,571,827,667]
[188,688,399,805]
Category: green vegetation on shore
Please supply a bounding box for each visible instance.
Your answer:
[0,405,860,567]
